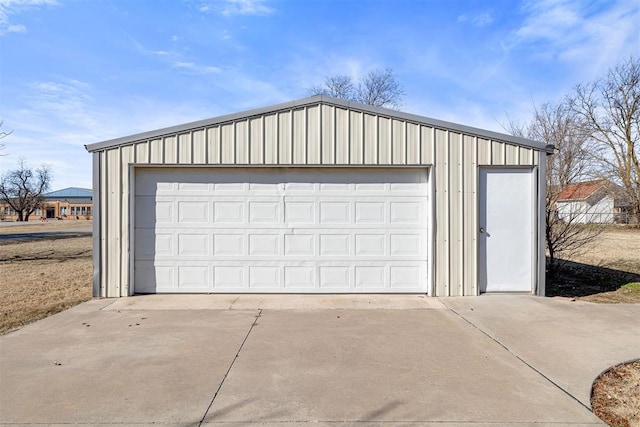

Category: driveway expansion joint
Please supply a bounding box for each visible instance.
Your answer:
[443,302,594,415]
[198,309,263,426]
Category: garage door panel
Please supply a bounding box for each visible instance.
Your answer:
[134,167,430,293]
[178,265,210,289]
[135,230,173,259]
[214,266,245,289]
[248,201,280,223]
[213,234,244,256]
[135,262,173,293]
[178,234,209,256]
[284,266,315,289]
[249,266,280,289]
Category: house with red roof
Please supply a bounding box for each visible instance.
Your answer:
[555,180,621,224]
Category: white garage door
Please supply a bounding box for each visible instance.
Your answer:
[134,167,430,294]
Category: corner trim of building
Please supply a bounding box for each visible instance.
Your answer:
[92,152,101,298]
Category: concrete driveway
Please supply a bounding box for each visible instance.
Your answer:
[1,295,637,426]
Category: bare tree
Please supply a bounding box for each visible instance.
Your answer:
[571,57,640,225]
[308,74,355,100]
[307,68,404,109]
[0,159,51,221]
[506,100,600,266]
[0,121,11,155]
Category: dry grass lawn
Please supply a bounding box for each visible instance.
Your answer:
[0,235,92,334]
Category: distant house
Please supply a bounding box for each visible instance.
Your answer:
[556,180,620,224]
[0,187,93,221]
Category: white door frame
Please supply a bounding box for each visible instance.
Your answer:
[477,166,538,294]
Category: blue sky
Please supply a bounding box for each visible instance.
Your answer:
[0,0,638,190]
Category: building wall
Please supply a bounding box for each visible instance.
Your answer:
[92,102,543,297]
[0,200,93,221]
[557,196,614,224]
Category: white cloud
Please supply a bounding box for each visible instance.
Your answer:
[221,0,272,16]
[472,13,494,26]
[173,61,221,74]
[509,0,639,78]
[196,0,273,17]
[0,0,57,36]
[457,12,494,27]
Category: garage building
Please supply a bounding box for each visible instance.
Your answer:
[85,96,552,297]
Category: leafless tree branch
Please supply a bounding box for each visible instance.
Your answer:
[0,159,52,221]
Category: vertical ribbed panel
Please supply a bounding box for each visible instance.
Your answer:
[350,110,363,164]
[178,133,191,164]
[477,138,491,165]
[463,135,478,296]
[520,147,533,165]
[99,151,108,297]
[221,124,234,163]
[150,139,163,163]
[264,114,278,164]
[321,105,335,164]
[235,121,248,164]
[164,136,177,163]
[364,114,377,164]
[106,148,120,297]
[449,132,463,296]
[421,126,434,164]
[307,105,321,164]
[293,108,306,164]
[135,141,149,164]
[207,127,220,164]
[434,128,449,296]
[491,140,505,165]
[92,100,547,298]
[407,123,420,164]
[120,145,134,296]
[392,119,406,164]
[378,116,391,164]
[193,129,206,164]
[335,108,349,163]
[505,144,519,165]
[250,117,263,164]
[278,111,292,164]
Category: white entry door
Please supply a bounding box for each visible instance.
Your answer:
[478,168,535,293]
[134,167,430,294]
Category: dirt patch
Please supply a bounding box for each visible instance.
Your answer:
[592,361,640,427]
[0,236,93,334]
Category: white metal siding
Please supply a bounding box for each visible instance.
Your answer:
[92,100,543,297]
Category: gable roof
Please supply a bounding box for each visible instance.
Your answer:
[44,187,93,199]
[85,95,551,153]
[556,180,608,201]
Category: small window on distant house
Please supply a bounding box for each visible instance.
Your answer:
[61,207,67,215]
[71,207,75,215]
[81,206,86,215]
[35,208,41,215]
[87,207,91,215]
